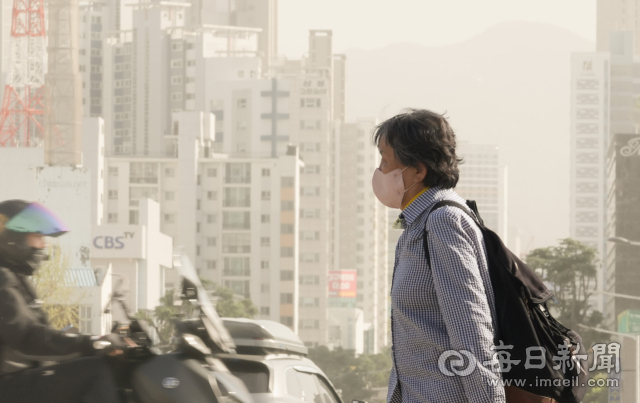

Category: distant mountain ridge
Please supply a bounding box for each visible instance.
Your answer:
[344,21,594,250]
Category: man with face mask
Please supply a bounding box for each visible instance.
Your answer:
[0,199,124,402]
[373,110,508,403]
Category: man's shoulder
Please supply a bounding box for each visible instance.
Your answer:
[0,266,19,290]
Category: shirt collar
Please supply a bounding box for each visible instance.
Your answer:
[400,186,453,227]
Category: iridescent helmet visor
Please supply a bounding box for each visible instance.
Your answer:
[4,202,69,237]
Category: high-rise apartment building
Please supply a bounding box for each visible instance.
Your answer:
[104,111,303,330]
[569,51,610,313]
[597,0,640,55]
[456,143,508,240]
[605,133,640,330]
[102,2,260,157]
[338,119,388,353]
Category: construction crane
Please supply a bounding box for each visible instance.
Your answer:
[0,0,83,166]
[0,0,47,148]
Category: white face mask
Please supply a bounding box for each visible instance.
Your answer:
[371,167,418,209]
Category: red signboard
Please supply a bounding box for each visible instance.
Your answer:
[328,271,357,298]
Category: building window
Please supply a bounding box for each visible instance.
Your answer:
[301,187,320,196]
[171,93,183,102]
[280,270,294,281]
[300,98,321,108]
[164,214,175,223]
[237,98,247,108]
[165,191,175,201]
[207,214,216,224]
[261,283,270,293]
[299,297,319,307]
[300,231,319,241]
[207,260,216,270]
[170,59,183,68]
[223,257,250,276]
[208,168,217,177]
[224,280,250,298]
[301,142,320,152]
[280,247,294,257]
[207,237,217,247]
[223,212,250,230]
[207,191,217,200]
[299,275,319,285]
[222,233,251,253]
[281,176,294,187]
[281,316,293,327]
[171,41,183,51]
[223,187,250,207]
[261,260,270,269]
[130,162,158,184]
[299,319,319,329]
[576,182,598,193]
[280,293,293,304]
[281,201,294,211]
[300,209,320,219]
[108,190,118,200]
[107,213,118,223]
[129,210,139,225]
[576,197,598,208]
[225,163,251,184]
[300,253,320,263]
[261,191,271,201]
[171,76,183,85]
[261,214,270,223]
[262,168,270,177]
[281,224,294,234]
[303,165,320,174]
[260,307,270,315]
[108,167,118,176]
[165,167,175,177]
[261,237,270,247]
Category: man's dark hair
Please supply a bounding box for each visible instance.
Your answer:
[372,108,462,189]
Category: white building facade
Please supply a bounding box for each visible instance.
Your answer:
[456,143,508,240]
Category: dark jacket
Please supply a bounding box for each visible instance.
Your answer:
[0,266,94,375]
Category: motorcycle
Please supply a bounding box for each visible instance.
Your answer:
[99,251,253,403]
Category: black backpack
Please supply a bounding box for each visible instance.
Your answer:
[424,200,589,403]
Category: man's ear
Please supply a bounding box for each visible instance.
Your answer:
[415,163,428,183]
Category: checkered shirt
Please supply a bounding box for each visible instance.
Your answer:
[387,187,505,403]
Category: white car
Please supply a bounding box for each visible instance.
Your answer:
[220,318,345,403]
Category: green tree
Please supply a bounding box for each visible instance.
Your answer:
[135,284,258,340]
[526,238,606,348]
[32,244,83,330]
[308,346,393,403]
[526,238,610,403]
[212,286,258,318]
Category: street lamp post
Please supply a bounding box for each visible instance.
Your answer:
[608,237,640,247]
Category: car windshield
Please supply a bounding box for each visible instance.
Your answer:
[222,359,270,394]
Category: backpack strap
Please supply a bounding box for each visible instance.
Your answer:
[423,200,485,264]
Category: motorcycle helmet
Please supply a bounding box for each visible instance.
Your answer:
[0,200,69,275]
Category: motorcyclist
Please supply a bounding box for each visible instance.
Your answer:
[0,199,124,403]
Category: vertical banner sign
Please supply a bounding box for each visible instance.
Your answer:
[328,271,357,298]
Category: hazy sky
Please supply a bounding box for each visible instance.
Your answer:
[278,0,596,56]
